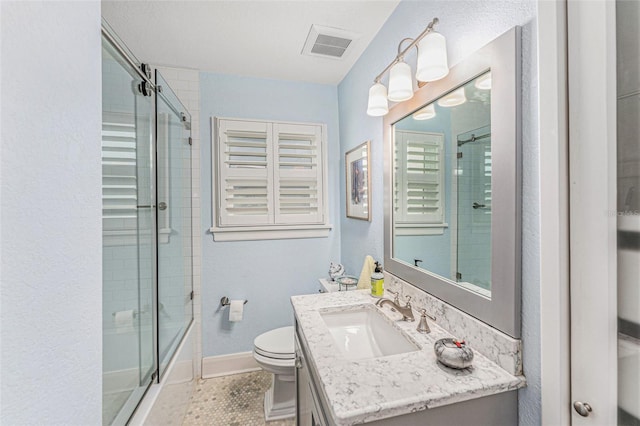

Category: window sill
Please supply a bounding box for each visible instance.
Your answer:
[210,224,332,242]
[394,223,448,236]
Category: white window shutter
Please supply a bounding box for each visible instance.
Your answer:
[217,119,274,226]
[395,131,445,225]
[102,113,138,231]
[273,123,324,224]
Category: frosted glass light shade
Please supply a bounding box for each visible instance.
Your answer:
[437,87,467,107]
[367,83,389,116]
[475,72,492,90]
[387,61,413,102]
[416,31,449,82]
[412,103,436,120]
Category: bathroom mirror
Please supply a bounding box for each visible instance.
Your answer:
[384,27,521,337]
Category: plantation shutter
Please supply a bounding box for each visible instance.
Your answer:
[395,130,445,225]
[102,114,138,232]
[217,119,273,226]
[273,123,324,224]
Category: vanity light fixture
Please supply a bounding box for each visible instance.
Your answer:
[366,17,449,117]
[475,72,492,90]
[387,61,414,102]
[412,103,436,120]
[367,82,389,116]
[437,87,467,107]
[416,31,449,82]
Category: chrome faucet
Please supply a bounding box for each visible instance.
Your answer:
[375,293,415,322]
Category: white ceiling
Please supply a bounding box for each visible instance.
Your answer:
[102,1,400,85]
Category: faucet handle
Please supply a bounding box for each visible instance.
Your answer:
[404,295,412,307]
[388,290,400,304]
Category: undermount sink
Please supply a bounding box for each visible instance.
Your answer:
[320,305,420,360]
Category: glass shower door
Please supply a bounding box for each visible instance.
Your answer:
[155,70,193,378]
[455,126,492,293]
[101,34,155,425]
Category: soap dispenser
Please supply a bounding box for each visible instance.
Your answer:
[370,262,384,297]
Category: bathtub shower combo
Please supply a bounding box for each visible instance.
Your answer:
[101,20,193,425]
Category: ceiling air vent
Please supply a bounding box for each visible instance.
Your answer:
[302,25,359,60]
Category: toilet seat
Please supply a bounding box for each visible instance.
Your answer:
[253,326,294,360]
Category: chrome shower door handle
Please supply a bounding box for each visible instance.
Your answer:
[158,202,167,211]
[573,401,592,417]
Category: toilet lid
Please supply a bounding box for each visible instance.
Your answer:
[254,326,294,358]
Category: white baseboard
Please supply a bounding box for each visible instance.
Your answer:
[202,351,261,379]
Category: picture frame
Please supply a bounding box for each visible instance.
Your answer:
[345,141,371,221]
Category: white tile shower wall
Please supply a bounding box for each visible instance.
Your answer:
[155,66,202,379]
[385,271,522,376]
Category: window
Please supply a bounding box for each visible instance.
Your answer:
[211,117,330,241]
[394,130,446,235]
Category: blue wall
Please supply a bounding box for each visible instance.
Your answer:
[337,0,540,423]
[199,73,341,357]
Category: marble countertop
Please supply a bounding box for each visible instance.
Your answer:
[291,290,525,425]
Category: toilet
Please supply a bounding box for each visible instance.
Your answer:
[253,326,296,421]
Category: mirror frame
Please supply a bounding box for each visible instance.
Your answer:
[383,27,521,338]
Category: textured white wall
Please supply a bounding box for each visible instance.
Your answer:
[0,1,103,423]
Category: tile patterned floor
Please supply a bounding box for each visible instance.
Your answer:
[182,371,295,426]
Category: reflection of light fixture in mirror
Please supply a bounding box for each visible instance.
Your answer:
[387,61,413,102]
[437,87,467,107]
[366,17,449,116]
[416,31,449,82]
[412,103,436,120]
[366,83,389,116]
[475,72,492,90]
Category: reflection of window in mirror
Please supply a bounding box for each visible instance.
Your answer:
[394,129,445,235]
[391,70,492,296]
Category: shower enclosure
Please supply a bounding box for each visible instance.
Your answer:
[101,20,193,425]
[455,126,492,291]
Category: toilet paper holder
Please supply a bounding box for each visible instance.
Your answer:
[220,297,248,307]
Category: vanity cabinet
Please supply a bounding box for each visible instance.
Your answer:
[295,327,517,426]
[293,298,520,426]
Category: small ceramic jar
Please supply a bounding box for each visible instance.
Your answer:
[434,338,474,369]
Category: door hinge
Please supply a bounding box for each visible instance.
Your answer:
[188,137,192,146]
[456,272,462,280]
[457,152,463,159]
[190,291,194,300]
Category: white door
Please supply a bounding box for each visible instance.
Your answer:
[568,0,640,424]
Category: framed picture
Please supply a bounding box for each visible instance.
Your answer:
[345,141,371,221]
